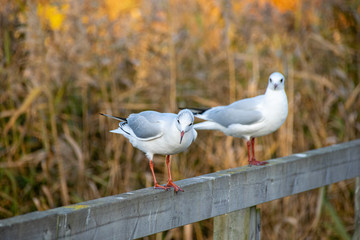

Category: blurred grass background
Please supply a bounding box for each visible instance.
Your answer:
[1,0,359,239]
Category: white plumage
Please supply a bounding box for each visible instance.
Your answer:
[190,72,288,165]
[101,109,197,192]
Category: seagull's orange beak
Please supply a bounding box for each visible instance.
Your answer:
[180,131,184,144]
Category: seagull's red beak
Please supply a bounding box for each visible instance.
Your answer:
[180,131,184,144]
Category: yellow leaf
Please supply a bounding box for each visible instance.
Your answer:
[270,0,299,13]
[37,2,68,30]
[104,0,140,20]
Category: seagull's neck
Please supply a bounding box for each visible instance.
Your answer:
[265,88,285,96]
[264,88,287,104]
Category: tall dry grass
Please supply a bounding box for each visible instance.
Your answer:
[1,0,359,239]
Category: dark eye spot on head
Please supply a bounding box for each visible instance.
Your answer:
[280,78,283,83]
[177,119,180,124]
[188,123,192,126]
[270,78,272,83]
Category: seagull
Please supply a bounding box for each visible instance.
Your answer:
[100,109,197,192]
[188,72,288,166]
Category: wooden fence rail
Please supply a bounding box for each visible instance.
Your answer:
[1,140,360,240]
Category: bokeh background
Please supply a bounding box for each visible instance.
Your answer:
[1,0,359,239]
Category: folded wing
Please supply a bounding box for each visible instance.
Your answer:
[202,106,263,127]
[127,112,164,140]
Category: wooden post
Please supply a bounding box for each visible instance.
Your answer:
[214,206,260,240]
[353,177,360,240]
[256,208,261,240]
[250,207,261,240]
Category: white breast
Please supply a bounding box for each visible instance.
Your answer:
[254,90,288,137]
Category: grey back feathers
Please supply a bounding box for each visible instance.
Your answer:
[202,106,263,127]
[127,112,163,139]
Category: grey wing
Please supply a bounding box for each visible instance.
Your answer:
[127,113,163,139]
[228,94,264,110]
[137,111,164,121]
[204,106,263,127]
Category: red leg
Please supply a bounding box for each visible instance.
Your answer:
[165,155,184,192]
[251,138,256,161]
[247,140,252,163]
[149,160,169,191]
[248,138,268,166]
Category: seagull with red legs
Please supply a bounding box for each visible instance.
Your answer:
[188,72,288,166]
[101,109,197,192]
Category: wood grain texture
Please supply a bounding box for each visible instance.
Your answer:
[213,207,253,240]
[1,140,360,240]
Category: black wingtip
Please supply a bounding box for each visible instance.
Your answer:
[99,113,127,121]
[179,107,209,115]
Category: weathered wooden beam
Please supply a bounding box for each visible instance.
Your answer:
[1,140,360,240]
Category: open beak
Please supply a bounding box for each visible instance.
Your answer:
[180,131,184,144]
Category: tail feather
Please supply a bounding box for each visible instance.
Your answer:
[100,113,127,121]
[110,122,131,136]
[194,121,223,130]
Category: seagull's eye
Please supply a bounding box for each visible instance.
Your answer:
[188,123,193,126]
[177,119,180,124]
[269,78,272,83]
[280,78,283,83]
